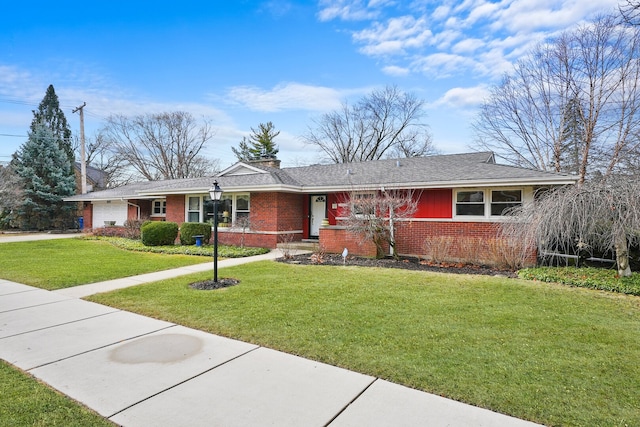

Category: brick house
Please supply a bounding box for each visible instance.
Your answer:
[65,152,577,262]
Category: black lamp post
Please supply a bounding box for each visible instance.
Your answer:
[209,181,223,282]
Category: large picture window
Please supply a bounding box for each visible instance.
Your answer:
[455,191,485,216]
[199,193,250,226]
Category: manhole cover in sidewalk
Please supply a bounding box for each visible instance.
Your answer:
[109,334,203,364]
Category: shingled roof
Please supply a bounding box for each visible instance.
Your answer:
[65,152,577,201]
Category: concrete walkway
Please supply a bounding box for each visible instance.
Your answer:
[0,235,543,426]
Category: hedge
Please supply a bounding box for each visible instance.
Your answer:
[179,222,212,245]
[141,221,179,246]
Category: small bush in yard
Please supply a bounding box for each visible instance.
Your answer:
[141,222,179,246]
[180,222,212,245]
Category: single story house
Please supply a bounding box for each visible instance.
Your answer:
[65,152,577,263]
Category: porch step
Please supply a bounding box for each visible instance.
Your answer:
[276,240,319,252]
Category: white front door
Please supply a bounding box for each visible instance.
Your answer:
[310,195,327,238]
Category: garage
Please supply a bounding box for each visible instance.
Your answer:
[92,200,128,227]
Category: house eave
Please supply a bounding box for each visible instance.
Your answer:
[297,177,578,193]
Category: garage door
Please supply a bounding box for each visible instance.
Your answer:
[93,201,128,227]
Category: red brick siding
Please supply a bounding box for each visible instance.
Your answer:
[166,195,185,224]
[217,192,305,248]
[319,227,379,257]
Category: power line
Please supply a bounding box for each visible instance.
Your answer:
[0,133,27,138]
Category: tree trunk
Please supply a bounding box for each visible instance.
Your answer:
[615,233,632,277]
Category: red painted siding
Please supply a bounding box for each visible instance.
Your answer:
[415,189,452,218]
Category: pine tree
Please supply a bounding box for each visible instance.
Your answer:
[31,84,74,169]
[12,124,77,230]
[558,97,586,175]
[232,122,280,161]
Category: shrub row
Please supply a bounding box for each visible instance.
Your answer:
[518,266,640,296]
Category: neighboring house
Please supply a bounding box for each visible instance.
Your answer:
[73,162,108,193]
[65,152,577,262]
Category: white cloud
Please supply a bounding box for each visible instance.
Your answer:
[353,15,433,56]
[431,85,490,108]
[382,65,410,76]
[412,53,478,78]
[451,37,484,54]
[225,83,344,112]
[317,0,382,21]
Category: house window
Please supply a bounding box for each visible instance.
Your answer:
[491,190,522,216]
[456,190,485,216]
[152,199,166,216]
[351,192,376,217]
[202,193,250,226]
[187,196,200,222]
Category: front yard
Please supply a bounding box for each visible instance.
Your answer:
[1,238,639,426]
[87,261,640,427]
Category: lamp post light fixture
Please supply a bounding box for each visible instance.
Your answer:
[209,180,223,282]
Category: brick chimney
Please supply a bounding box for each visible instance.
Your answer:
[249,158,281,169]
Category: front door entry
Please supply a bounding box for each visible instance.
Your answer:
[309,195,327,238]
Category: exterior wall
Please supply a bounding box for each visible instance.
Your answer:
[217,192,305,248]
[319,226,379,257]
[395,221,500,256]
[165,195,185,224]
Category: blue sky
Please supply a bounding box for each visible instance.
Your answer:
[0,0,620,169]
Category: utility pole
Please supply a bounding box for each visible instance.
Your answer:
[73,102,87,194]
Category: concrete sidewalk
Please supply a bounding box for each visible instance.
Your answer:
[0,245,542,426]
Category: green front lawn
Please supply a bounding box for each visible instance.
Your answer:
[87,261,640,427]
[0,238,209,289]
[0,360,115,426]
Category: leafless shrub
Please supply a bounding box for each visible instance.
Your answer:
[343,189,419,259]
[422,236,454,264]
[235,216,251,248]
[486,237,531,270]
[278,232,296,259]
[500,178,640,277]
[310,246,327,264]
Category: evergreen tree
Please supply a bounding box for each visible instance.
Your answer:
[558,97,586,175]
[12,124,77,230]
[232,122,280,161]
[31,84,74,169]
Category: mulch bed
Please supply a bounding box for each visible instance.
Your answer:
[277,253,518,278]
[190,278,240,290]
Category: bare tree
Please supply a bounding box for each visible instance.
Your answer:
[500,178,640,277]
[100,111,218,181]
[474,15,640,184]
[342,189,419,259]
[303,85,435,163]
[620,0,640,25]
[0,164,23,228]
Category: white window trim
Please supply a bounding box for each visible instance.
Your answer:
[453,188,530,220]
[151,199,166,217]
[186,195,203,222]
[183,193,251,226]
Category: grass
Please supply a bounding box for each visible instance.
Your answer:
[0,238,210,290]
[0,360,115,426]
[519,266,640,295]
[86,261,640,427]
